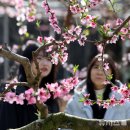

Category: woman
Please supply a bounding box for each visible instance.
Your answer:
[65,53,130,120]
[0,41,59,130]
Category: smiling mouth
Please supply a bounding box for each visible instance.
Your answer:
[40,68,48,72]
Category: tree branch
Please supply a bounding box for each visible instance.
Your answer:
[0,82,29,97]
[10,112,130,130]
[0,47,36,85]
[86,15,130,45]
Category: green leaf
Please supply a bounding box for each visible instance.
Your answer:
[24,32,29,38]
[128,83,130,89]
[97,94,102,100]
[73,65,79,74]
[82,29,90,36]
[79,98,85,102]
[107,74,113,81]
[83,0,88,2]
[36,20,41,28]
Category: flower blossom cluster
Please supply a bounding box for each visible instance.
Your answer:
[62,26,81,44]
[83,83,130,109]
[62,25,87,46]
[15,0,27,35]
[102,18,130,44]
[69,0,104,10]
[3,77,79,105]
[37,35,68,65]
[70,4,85,14]
[48,41,68,65]
[81,15,97,28]
[41,0,61,34]
[46,77,79,98]
[87,0,104,8]
[26,0,37,22]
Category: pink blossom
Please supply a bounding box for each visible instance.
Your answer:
[84,94,90,98]
[46,45,54,52]
[37,36,43,44]
[62,32,76,44]
[103,102,109,109]
[120,28,128,35]
[103,23,111,32]
[15,0,24,9]
[107,35,119,44]
[70,4,83,14]
[90,21,97,28]
[41,0,61,34]
[74,26,82,36]
[84,99,92,105]
[4,92,16,104]
[78,35,87,46]
[50,51,59,65]
[16,93,25,105]
[25,88,34,100]
[25,2,36,22]
[37,88,50,103]
[103,63,109,71]
[111,86,118,92]
[119,84,129,98]
[97,44,103,53]
[119,98,126,105]
[46,83,58,92]
[44,36,55,44]
[53,87,63,98]
[86,15,92,21]
[26,15,36,22]
[41,0,50,14]
[121,36,125,41]
[81,18,87,25]
[116,18,123,26]
[110,96,116,106]
[28,97,36,104]
[72,77,79,86]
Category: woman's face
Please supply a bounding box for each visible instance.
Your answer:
[90,60,112,90]
[31,51,52,78]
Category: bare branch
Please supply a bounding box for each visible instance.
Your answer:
[108,0,116,13]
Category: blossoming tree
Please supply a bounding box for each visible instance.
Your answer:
[1,0,130,130]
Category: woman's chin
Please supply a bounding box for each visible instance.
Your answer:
[41,73,49,78]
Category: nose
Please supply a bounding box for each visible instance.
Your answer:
[39,58,50,66]
[97,68,104,75]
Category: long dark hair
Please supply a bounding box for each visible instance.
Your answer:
[17,40,59,113]
[86,53,118,119]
